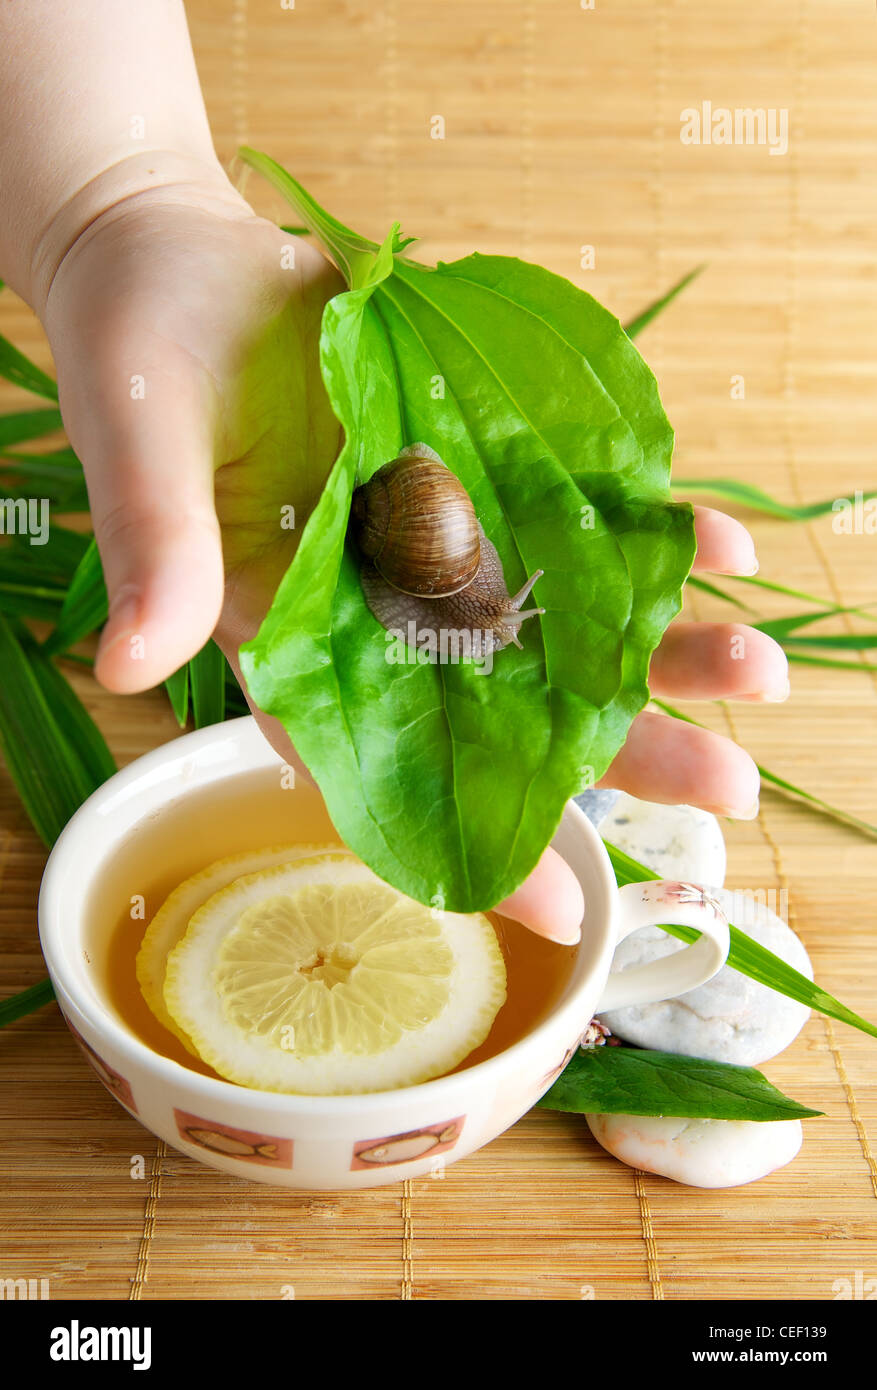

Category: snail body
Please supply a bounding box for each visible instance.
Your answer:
[350,444,544,655]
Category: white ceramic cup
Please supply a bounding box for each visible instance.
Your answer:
[39,716,730,1190]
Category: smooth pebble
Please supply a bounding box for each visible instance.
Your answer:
[597,793,727,887]
[599,888,813,1065]
[586,1112,803,1188]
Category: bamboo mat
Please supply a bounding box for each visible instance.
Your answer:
[2,0,876,1301]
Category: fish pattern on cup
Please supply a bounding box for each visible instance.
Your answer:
[65,1019,139,1114]
[173,1108,293,1167]
[350,1116,465,1170]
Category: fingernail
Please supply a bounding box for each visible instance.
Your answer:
[725,798,760,821]
[544,921,582,946]
[742,678,791,703]
[97,586,141,657]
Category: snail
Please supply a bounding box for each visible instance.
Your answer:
[350,443,544,656]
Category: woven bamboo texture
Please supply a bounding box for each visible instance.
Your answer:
[1,0,876,1300]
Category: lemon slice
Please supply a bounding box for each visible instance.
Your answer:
[136,844,352,1055]
[162,853,507,1094]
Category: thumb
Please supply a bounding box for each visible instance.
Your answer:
[58,345,225,693]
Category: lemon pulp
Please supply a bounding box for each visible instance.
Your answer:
[148,852,506,1094]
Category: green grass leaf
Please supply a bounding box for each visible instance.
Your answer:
[653,698,877,839]
[538,1046,821,1120]
[190,640,227,728]
[0,334,58,400]
[623,266,705,340]
[673,476,877,521]
[785,651,877,673]
[0,580,67,621]
[0,614,115,846]
[604,837,877,1041]
[238,160,696,912]
[0,977,56,1029]
[0,408,63,448]
[686,575,753,611]
[164,663,190,726]
[43,539,107,654]
[0,448,89,510]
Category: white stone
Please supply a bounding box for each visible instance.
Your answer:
[597,793,727,887]
[586,1112,803,1188]
[598,888,812,1065]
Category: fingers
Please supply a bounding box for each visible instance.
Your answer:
[691,506,758,575]
[650,622,790,702]
[495,845,584,945]
[598,709,761,819]
[57,342,225,693]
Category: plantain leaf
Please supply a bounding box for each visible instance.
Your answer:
[604,836,877,1040]
[237,152,696,912]
[43,538,107,654]
[0,613,115,846]
[190,640,227,728]
[539,1046,821,1121]
[674,476,877,521]
[623,266,705,340]
[0,334,58,400]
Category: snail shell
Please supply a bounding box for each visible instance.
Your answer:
[350,448,480,597]
[351,444,544,656]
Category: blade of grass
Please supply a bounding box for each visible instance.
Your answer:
[0,977,56,1028]
[673,477,877,521]
[604,838,877,1041]
[0,450,88,510]
[786,651,877,673]
[734,573,877,616]
[0,408,64,448]
[0,334,58,400]
[0,613,114,845]
[43,539,107,654]
[0,581,67,621]
[190,640,226,727]
[686,575,753,611]
[164,663,190,726]
[653,698,877,839]
[623,266,705,339]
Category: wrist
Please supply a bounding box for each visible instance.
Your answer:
[28,149,252,321]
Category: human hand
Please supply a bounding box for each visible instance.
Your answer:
[41,181,787,945]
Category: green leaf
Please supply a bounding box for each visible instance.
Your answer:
[190,640,227,728]
[755,607,877,643]
[604,837,877,1040]
[0,580,67,621]
[786,651,877,673]
[623,266,705,340]
[0,977,56,1029]
[652,698,877,840]
[0,334,58,400]
[0,448,88,510]
[164,663,190,726]
[239,163,696,912]
[538,1046,821,1121]
[0,408,64,448]
[673,476,877,521]
[0,613,115,846]
[43,539,107,654]
[686,575,753,611]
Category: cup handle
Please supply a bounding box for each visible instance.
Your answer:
[595,880,730,1013]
